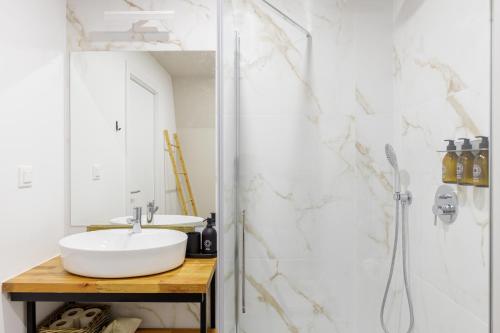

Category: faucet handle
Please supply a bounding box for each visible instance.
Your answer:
[132,207,142,221]
[147,201,159,213]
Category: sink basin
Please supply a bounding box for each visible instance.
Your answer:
[110,214,205,227]
[59,229,187,278]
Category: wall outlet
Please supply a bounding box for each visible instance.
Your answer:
[18,165,33,188]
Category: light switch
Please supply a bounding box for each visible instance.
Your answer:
[18,165,33,188]
[92,164,102,180]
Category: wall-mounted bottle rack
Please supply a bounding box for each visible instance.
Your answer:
[438,136,489,188]
[436,148,488,153]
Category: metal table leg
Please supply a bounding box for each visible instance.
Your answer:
[210,272,216,328]
[200,294,207,333]
[26,301,36,333]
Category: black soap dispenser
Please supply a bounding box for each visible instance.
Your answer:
[202,213,217,255]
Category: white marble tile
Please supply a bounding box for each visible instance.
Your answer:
[393,0,490,330]
[412,276,488,333]
[230,0,490,332]
[67,0,217,51]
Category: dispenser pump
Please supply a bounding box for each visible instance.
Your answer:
[208,212,216,226]
[202,212,217,254]
[476,136,489,149]
[459,138,472,150]
[444,140,456,151]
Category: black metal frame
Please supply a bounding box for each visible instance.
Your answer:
[10,272,216,333]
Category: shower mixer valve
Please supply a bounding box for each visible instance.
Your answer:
[432,185,458,225]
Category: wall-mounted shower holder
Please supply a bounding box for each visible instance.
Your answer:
[432,185,458,225]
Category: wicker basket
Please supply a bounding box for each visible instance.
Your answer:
[38,303,112,333]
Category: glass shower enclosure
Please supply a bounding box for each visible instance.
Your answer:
[220,1,492,332]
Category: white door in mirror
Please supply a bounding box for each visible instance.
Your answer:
[59,229,187,278]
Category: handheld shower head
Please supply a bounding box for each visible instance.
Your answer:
[385,144,401,193]
[385,144,399,171]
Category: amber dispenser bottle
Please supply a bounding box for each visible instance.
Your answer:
[457,138,474,186]
[473,136,489,187]
[442,140,458,184]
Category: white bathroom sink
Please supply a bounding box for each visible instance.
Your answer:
[59,229,187,278]
[110,214,205,227]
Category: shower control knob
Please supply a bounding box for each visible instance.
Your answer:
[432,185,459,224]
[437,204,456,215]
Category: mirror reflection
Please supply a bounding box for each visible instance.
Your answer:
[70,51,215,226]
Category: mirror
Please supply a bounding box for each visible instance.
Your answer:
[70,51,215,226]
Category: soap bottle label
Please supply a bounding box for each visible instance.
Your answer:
[457,162,464,180]
[473,164,482,181]
[204,239,213,251]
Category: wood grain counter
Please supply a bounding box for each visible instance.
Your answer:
[2,257,217,333]
[2,257,216,294]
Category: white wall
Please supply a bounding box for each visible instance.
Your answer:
[0,0,67,331]
[174,77,216,218]
[70,51,178,226]
[70,52,127,225]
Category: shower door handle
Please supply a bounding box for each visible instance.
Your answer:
[241,209,246,313]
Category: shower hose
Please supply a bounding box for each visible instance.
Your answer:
[380,196,415,333]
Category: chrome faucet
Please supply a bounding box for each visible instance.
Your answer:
[146,201,159,224]
[129,207,142,233]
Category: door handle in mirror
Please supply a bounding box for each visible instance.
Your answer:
[115,121,122,132]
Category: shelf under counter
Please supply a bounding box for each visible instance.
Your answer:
[2,257,217,333]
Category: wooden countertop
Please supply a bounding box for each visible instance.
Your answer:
[2,257,216,294]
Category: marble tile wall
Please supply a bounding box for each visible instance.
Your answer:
[226,0,491,332]
[67,0,217,51]
[226,0,394,332]
[393,0,490,332]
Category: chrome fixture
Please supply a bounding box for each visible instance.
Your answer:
[380,144,415,333]
[234,31,244,331]
[241,210,246,314]
[432,185,458,224]
[384,144,401,193]
[129,207,142,233]
[147,200,159,224]
[260,0,312,39]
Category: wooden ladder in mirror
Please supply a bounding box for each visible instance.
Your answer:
[163,130,198,216]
